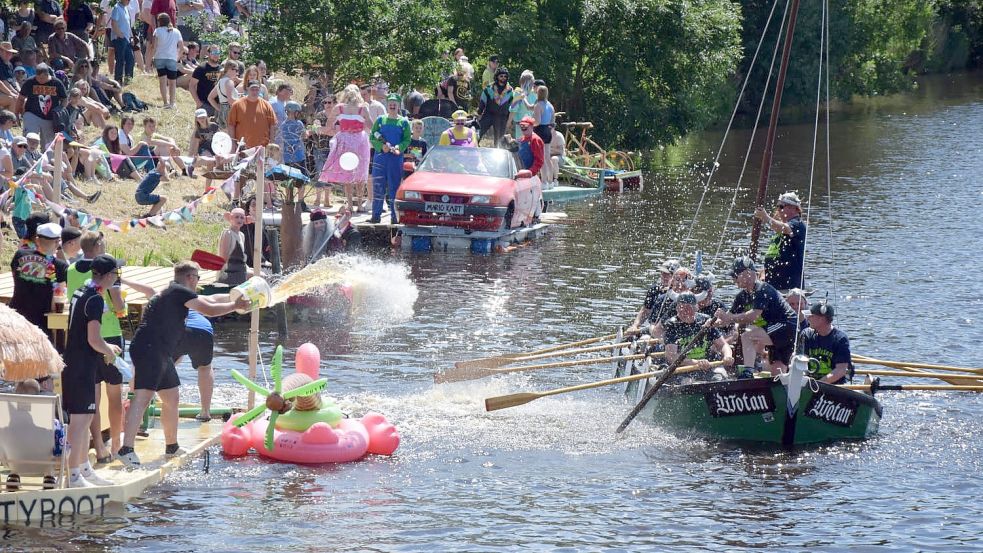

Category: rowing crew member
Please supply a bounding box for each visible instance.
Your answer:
[648,266,695,340]
[692,274,725,318]
[754,191,807,292]
[663,292,733,381]
[714,256,797,376]
[785,288,810,330]
[799,301,851,384]
[626,258,678,335]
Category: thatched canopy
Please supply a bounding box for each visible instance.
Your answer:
[0,302,64,381]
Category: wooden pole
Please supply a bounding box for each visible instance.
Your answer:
[246,147,265,410]
[52,135,63,197]
[749,0,802,259]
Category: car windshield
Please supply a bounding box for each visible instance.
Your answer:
[417,146,514,179]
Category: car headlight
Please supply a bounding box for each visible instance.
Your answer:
[404,191,422,200]
[470,195,492,204]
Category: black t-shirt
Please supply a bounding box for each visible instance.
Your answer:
[764,216,806,290]
[642,282,667,310]
[9,247,68,330]
[698,298,726,319]
[405,137,428,163]
[646,292,676,324]
[730,280,796,329]
[801,327,851,380]
[131,281,198,352]
[0,60,15,87]
[35,0,63,40]
[19,76,67,120]
[65,283,105,367]
[192,62,222,103]
[663,313,721,360]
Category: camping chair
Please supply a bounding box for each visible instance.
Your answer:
[0,392,67,490]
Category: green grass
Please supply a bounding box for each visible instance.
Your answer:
[2,69,312,270]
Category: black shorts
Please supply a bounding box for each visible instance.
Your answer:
[62,359,97,414]
[97,336,124,386]
[129,340,181,391]
[173,328,214,367]
[765,322,796,366]
[533,124,553,144]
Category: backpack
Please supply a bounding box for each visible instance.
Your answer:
[122,92,149,112]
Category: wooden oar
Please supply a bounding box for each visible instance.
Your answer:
[852,356,983,375]
[484,361,723,411]
[455,338,654,370]
[454,333,619,370]
[853,355,983,385]
[616,317,719,434]
[435,351,666,384]
[854,369,983,383]
[843,383,983,392]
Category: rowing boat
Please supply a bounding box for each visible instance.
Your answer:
[636,375,881,446]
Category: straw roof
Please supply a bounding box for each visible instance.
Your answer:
[0,302,64,381]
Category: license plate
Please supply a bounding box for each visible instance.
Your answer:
[424,202,464,215]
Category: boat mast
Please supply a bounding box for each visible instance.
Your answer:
[749,0,802,259]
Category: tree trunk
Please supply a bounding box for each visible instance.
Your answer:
[279,185,304,269]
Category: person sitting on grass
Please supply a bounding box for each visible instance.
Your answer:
[24,132,101,203]
[97,124,141,180]
[139,116,190,180]
[134,170,167,218]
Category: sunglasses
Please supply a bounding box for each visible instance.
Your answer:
[14,144,25,148]
[230,50,241,55]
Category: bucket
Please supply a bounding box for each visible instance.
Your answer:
[229,276,273,314]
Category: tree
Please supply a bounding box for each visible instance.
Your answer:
[249,0,453,90]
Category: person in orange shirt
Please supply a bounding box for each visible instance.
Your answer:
[227,80,276,148]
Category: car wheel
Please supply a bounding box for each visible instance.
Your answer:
[501,202,514,231]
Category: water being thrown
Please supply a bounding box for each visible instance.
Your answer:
[270,255,419,326]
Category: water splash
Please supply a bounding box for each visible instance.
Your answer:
[270,255,419,327]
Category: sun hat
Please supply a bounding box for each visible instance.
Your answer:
[0,42,18,54]
[25,132,40,141]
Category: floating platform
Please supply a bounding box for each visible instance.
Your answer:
[398,212,566,253]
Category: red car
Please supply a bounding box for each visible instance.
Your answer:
[395,146,543,232]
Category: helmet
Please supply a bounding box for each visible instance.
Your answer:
[494,67,509,79]
[285,101,302,112]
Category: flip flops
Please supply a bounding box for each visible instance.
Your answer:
[195,414,212,422]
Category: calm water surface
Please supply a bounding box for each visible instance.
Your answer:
[4,73,983,552]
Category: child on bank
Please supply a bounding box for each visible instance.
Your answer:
[280,101,311,207]
[404,119,428,179]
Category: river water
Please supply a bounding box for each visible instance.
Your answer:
[5,73,983,551]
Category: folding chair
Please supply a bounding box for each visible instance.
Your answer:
[0,392,68,490]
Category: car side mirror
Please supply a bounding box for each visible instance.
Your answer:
[516,169,533,179]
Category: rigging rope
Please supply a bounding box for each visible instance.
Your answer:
[676,0,786,262]
[823,0,838,308]
[710,0,793,273]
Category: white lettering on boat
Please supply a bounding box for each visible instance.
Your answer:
[805,393,858,427]
[705,389,776,417]
[0,493,110,524]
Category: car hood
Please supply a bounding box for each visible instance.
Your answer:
[401,172,515,196]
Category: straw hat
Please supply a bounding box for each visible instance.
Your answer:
[0,303,64,381]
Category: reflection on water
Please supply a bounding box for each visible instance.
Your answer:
[5,73,983,550]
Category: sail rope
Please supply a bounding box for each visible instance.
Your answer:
[823,0,838,309]
[709,0,793,273]
[676,0,787,262]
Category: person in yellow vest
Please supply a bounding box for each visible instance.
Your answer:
[438,110,477,147]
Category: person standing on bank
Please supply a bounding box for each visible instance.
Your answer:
[63,254,122,488]
[117,261,249,466]
[754,191,807,292]
[368,93,410,224]
[9,221,68,333]
[15,63,66,148]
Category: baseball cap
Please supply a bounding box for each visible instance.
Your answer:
[61,226,82,242]
[676,292,697,305]
[519,116,536,127]
[729,255,755,278]
[385,93,401,104]
[452,109,468,121]
[194,108,208,118]
[13,65,25,74]
[36,222,62,239]
[658,259,681,274]
[91,254,122,276]
[805,301,834,320]
[247,80,261,89]
[13,135,27,145]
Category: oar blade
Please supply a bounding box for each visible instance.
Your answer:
[484,392,542,412]
[453,356,515,371]
[434,366,495,384]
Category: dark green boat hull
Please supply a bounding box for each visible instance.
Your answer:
[643,378,882,446]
